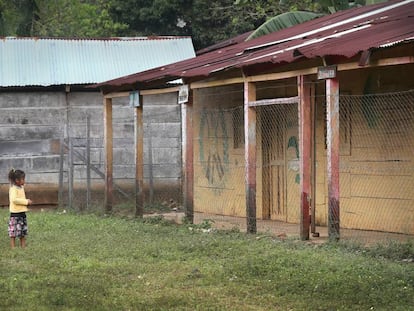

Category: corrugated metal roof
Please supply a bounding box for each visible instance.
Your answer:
[0,37,195,87]
[98,0,414,89]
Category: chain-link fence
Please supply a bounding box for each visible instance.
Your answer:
[61,101,183,214]
[191,86,414,245]
[338,90,413,243]
[54,86,414,245]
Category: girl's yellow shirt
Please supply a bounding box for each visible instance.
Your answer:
[9,185,29,213]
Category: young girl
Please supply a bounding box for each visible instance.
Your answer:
[8,169,32,248]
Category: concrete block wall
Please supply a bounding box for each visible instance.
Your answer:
[0,90,182,206]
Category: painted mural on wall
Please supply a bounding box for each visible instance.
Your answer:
[199,108,230,192]
[287,135,300,184]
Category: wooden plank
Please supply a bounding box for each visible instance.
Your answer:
[351,149,413,163]
[244,81,257,233]
[348,160,412,176]
[104,86,181,98]
[141,86,181,96]
[103,97,113,212]
[249,96,299,107]
[86,115,91,210]
[190,56,414,90]
[341,197,414,234]
[104,91,130,99]
[68,137,74,210]
[326,78,340,241]
[58,128,65,208]
[351,174,412,200]
[310,83,318,236]
[298,75,311,240]
[182,91,194,223]
[135,97,145,217]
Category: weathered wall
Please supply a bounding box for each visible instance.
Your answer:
[0,90,182,206]
[193,85,246,217]
[334,65,414,234]
[192,64,414,235]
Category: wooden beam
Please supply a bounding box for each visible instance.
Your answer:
[135,97,145,217]
[191,77,244,89]
[244,81,257,234]
[101,56,414,97]
[103,97,113,212]
[104,86,181,99]
[141,86,181,96]
[189,56,414,90]
[249,96,299,107]
[298,76,312,240]
[326,78,340,241]
[104,91,130,99]
[182,92,194,223]
[310,83,318,237]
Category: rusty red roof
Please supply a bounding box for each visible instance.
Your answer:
[98,0,414,90]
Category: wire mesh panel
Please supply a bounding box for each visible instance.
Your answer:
[339,90,414,243]
[61,86,414,245]
[256,104,299,224]
[192,88,414,244]
[65,95,183,214]
[193,86,246,229]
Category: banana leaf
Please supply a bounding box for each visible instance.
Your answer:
[246,11,324,41]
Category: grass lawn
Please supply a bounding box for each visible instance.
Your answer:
[1,208,413,311]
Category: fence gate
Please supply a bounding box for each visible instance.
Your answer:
[259,102,299,222]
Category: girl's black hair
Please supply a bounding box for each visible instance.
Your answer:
[8,168,25,184]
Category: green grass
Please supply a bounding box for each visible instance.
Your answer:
[1,208,413,311]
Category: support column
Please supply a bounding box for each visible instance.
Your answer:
[244,81,257,234]
[103,97,113,212]
[182,91,194,223]
[135,96,145,217]
[326,78,340,241]
[298,76,312,240]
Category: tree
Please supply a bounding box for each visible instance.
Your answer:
[0,0,127,37]
[0,0,38,36]
[1,0,388,48]
[109,0,323,50]
[32,0,127,37]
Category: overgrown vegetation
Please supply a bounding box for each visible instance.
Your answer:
[1,208,413,310]
[0,0,388,50]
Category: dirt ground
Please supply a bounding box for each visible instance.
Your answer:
[160,211,414,246]
[8,206,412,247]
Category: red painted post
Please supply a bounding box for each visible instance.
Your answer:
[298,76,311,240]
[182,91,194,223]
[103,97,113,213]
[326,78,340,241]
[244,81,257,234]
[135,98,145,217]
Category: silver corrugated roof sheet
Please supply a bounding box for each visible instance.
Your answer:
[0,37,195,87]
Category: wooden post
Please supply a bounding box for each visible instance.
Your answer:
[310,84,318,237]
[298,75,312,240]
[326,78,340,241]
[58,126,65,208]
[244,81,257,234]
[86,115,91,210]
[103,97,113,213]
[182,91,194,223]
[135,96,145,217]
[68,137,74,210]
[148,126,154,204]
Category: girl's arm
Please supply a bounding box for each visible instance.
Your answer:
[10,187,30,206]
